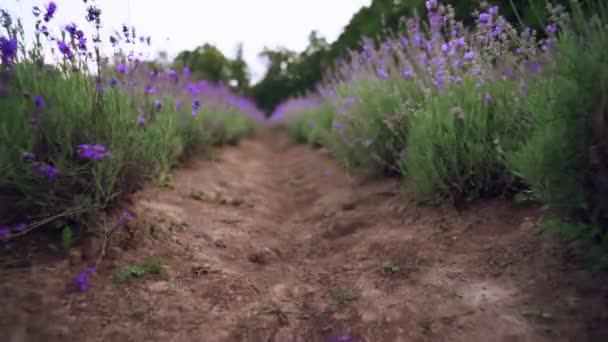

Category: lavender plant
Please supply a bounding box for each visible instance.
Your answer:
[0,1,262,243]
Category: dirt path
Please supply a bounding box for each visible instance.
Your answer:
[2,129,608,342]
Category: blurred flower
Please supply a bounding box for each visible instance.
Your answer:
[0,36,18,65]
[188,83,199,95]
[183,67,190,74]
[57,41,74,59]
[116,211,134,227]
[192,99,201,111]
[343,97,355,105]
[12,223,27,232]
[402,68,413,79]
[23,152,35,161]
[484,92,491,103]
[44,1,57,22]
[138,115,147,125]
[154,99,162,111]
[117,63,127,74]
[74,267,95,291]
[145,85,155,94]
[175,100,183,111]
[78,144,110,160]
[108,78,118,87]
[85,6,101,23]
[35,95,45,108]
[78,37,87,51]
[65,23,78,36]
[463,51,475,61]
[377,68,389,79]
[33,162,60,180]
[0,227,9,242]
[362,138,374,148]
[32,6,41,17]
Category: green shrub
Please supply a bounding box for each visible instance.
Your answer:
[402,77,528,202]
[510,1,608,226]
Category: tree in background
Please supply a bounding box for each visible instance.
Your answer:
[173,43,231,84]
[229,43,250,93]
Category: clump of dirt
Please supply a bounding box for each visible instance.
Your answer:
[1,130,608,342]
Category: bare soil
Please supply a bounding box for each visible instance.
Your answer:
[2,130,608,342]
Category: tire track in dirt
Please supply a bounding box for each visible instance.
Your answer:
[2,129,608,342]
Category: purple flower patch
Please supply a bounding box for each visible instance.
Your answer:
[78,144,110,161]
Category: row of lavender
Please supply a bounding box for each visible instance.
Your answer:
[272,1,608,241]
[0,2,264,244]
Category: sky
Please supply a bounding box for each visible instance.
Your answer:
[3,0,372,83]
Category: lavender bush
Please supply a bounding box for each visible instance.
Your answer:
[0,1,262,242]
[272,0,608,237]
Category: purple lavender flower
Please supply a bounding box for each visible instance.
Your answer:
[0,37,18,65]
[154,99,163,111]
[33,162,60,180]
[463,51,475,61]
[362,138,374,148]
[44,1,57,22]
[85,6,101,23]
[188,83,199,95]
[32,6,41,17]
[183,67,190,74]
[35,95,45,108]
[484,92,492,103]
[117,63,127,74]
[545,24,558,33]
[116,211,134,227]
[78,37,87,51]
[138,115,147,125]
[530,63,541,73]
[108,78,118,87]
[57,41,74,59]
[0,227,9,242]
[65,23,78,36]
[144,85,155,94]
[12,223,27,232]
[175,100,183,111]
[23,152,35,161]
[78,144,110,161]
[402,68,413,79]
[343,97,355,105]
[377,68,389,79]
[74,267,95,292]
[192,99,201,111]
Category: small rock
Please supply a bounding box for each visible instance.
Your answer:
[214,240,227,248]
[541,312,553,321]
[148,281,170,293]
[68,250,82,266]
[247,249,272,265]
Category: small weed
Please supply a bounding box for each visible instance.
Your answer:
[258,304,278,315]
[382,260,400,274]
[114,257,166,284]
[61,226,73,251]
[331,288,355,307]
[435,223,450,233]
[169,221,189,233]
[149,224,163,239]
